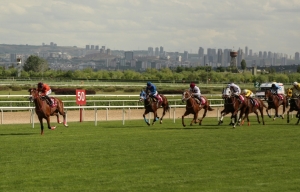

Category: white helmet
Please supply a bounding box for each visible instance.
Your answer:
[293,82,298,86]
[242,89,247,94]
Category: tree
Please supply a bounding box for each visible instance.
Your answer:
[241,59,246,72]
[23,55,48,73]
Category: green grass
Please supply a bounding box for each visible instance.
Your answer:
[1,118,300,192]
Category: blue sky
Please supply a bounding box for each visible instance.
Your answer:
[1,0,299,56]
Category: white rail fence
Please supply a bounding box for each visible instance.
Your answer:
[0,98,283,127]
[0,104,228,127]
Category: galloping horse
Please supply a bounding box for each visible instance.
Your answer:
[139,90,170,126]
[264,89,287,120]
[181,90,214,127]
[29,88,68,135]
[232,95,266,128]
[286,90,300,124]
[218,87,237,125]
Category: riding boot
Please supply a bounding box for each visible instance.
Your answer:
[45,95,54,107]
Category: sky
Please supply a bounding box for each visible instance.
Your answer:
[1,0,299,56]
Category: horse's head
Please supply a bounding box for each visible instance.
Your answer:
[182,90,192,102]
[264,89,272,100]
[139,90,146,102]
[28,88,36,102]
[222,87,231,99]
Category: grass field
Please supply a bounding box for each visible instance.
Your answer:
[1,117,300,192]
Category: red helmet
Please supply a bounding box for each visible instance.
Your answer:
[190,82,195,88]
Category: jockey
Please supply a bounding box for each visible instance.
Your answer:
[290,81,300,97]
[37,82,54,107]
[271,83,281,94]
[227,83,243,101]
[145,81,162,103]
[242,89,255,105]
[189,82,201,104]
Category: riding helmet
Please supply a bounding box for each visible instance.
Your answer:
[293,82,298,86]
[147,82,151,86]
[190,82,195,88]
[38,82,43,88]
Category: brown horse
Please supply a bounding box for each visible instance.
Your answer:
[264,89,287,120]
[29,88,68,135]
[232,96,266,128]
[286,92,300,124]
[181,90,214,127]
[139,90,170,126]
[218,87,237,125]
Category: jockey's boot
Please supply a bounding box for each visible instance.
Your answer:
[45,95,54,107]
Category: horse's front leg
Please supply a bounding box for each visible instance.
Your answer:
[38,117,44,135]
[46,116,56,130]
[218,110,227,125]
[152,111,159,125]
[266,107,272,118]
[143,110,150,126]
[182,111,191,127]
[192,113,199,125]
[287,110,291,123]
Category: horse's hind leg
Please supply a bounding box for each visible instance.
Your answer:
[199,109,207,125]
[160,108,166,124]
[254,111,260,125]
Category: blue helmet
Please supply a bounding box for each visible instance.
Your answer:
[147,82,151,86]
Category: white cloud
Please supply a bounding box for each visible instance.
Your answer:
[0,0,299,55]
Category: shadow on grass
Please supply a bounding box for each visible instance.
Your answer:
[0,133,36,136]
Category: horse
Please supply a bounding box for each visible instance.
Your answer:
[218,87,237,125]
[29,88,68,135]
[264,89,288,120]
[181,90,214,127]
[231,95,266,128]
[286,90,300,124]
[139,90,170,126]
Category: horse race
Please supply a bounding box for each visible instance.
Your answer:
[2,78,300,191]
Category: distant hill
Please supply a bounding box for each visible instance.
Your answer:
[0,44,84,56]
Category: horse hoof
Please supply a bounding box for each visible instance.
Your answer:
[51,126,56,130]
[64,124,69,127]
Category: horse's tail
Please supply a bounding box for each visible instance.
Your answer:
[208,105,214,111]
[161,95,170,112]
[260,100,268,108]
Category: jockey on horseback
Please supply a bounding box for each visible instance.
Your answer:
[227,83,244,102]
[37,82,54,107]
[242,89,255,106]
[189,82,202,105]
[289,82,300,98]
[271,83,284,100]
[145,81,162,104]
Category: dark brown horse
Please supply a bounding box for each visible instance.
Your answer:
[286,91,300,124]
[264,89,287,120]
[232,95,266,128]
[181,90,214,127]
[139,90,170,126]
[218,87,237,125]
[29,88,68,135]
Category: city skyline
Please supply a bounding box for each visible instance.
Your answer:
[1,0,299,56]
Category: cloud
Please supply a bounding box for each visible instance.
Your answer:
[0,0,299,55]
